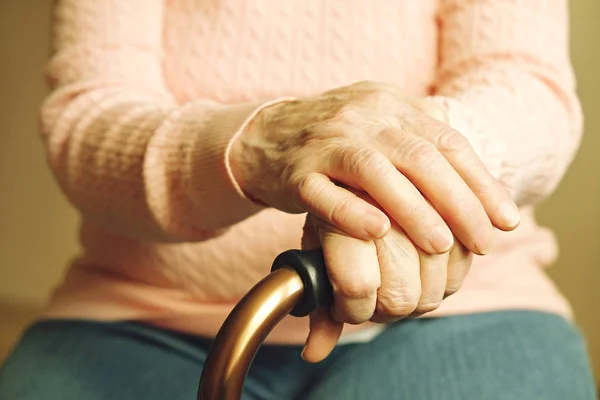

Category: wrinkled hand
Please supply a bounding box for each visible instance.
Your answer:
[231,81,519,255]
[300,212,473,363]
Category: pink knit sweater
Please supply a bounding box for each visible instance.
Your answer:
[40,0,582,344]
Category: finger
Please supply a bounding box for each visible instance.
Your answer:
[296,173,390,240]
[412,248,449,316]
[403,110,520,231]
[325,145,454,254]
[313,217,380,324]
[445,240,473,298]
[302,306,344,363]
[375,128,495,255]
[370,223,421,323]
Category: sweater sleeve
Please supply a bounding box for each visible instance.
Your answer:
[41,0,284,242]
[431,0,582,206]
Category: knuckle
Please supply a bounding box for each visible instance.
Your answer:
[369,313,395,324]
[358,151,389,177]
[333,103,361,122]
[415,300,442,314]
[345,148,387,178]
[336,280,379,300]
[295,174,323,205]
[470,178,496,199]
[444,280,463,297]
[377,127,403,147]
[350,80,379,91]
[402,139,439,166]
[349,81,396,101]
[328,197,354,227]
[368,88,393,100]
[350,79,374,89]
[435,127,469,154]
[365,90,397,109]
[338,305,373,325]
[376,289,420,317]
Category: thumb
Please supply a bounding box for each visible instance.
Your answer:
[302,306,344,363]
[300,214,343,363]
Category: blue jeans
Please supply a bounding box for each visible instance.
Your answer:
[0,311,595,399]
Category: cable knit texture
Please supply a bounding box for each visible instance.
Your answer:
[39,0,582,344]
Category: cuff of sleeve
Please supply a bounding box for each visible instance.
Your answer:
[427,95,507,181]
[188,98,295,230]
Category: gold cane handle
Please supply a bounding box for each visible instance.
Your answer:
[197,249,329,400]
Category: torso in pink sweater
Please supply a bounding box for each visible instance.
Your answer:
[40,0,582,344]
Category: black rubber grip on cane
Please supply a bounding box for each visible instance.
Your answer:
[271,248,331,317]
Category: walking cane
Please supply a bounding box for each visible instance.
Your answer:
[197,248,329,400]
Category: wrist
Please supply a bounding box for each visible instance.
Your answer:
[226,98,294,205]
[229,117,260,203]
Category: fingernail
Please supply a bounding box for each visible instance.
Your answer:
[364,212,390,238]
[474,225,495,255]
[300,345,308,361]
[499,201,520,228]
[428,226,454,253]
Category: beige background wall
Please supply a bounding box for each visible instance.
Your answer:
[0,0,598,381]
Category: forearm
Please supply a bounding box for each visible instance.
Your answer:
[41,0,292,242]
[41,82,275,241]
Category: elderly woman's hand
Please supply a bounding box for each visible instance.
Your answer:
[230,81,519,255]
[300,212,473,363]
